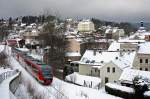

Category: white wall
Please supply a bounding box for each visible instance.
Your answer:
[100,62,122,86]
[79,64,92,76]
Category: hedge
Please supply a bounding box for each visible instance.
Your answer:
[105,83,135,99]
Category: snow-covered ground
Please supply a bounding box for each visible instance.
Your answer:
[0,68,19,99]
[65,72,101,89]
[8,56,122,99]
[54,78,122,99]
[0,44,121,99]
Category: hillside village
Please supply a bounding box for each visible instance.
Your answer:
[1,16,150,99]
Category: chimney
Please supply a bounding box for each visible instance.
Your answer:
[115,57,118,60]
[120,51,123,57]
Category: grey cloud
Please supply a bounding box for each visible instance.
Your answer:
[0,0,150,22]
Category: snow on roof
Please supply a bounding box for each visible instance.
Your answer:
[138,42,150,54]
[106,83,134,93]
[28,53,43,61]
[112,52,136,70]
[105,28,112,34]
[95,39,112,43]
[32,29,37,33]
[0,45,5,53]
[66,35,76,39]
[17,48,29,52]
[65,52,81,57]
[119,69,150,82]
[82,19,91,21]
[142,32,150,35]
[79,50,136,69]
[108,41,120,51]
[128,31,150,40]
[118,39,145,43]
[112,28,118,33]
[30,23,36,26]
[79,50,119,66]
[65,72,101,89]
[20,23,26,27]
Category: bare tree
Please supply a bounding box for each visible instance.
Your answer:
[39,15,68,79]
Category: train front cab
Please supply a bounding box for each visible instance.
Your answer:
[30,60,53,85]
[41,65,53,85]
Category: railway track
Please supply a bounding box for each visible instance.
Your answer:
[9,48,68,99]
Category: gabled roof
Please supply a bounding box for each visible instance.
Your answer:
[138,42,150,54]
[78,50,136,70]
[65,52,81,57]
[108,41,120,51]
[119,69,150,82]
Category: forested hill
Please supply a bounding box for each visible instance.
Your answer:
[91,18,137,35]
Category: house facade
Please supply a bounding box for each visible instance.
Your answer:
[77,50,136,86]
[133,42,150,71]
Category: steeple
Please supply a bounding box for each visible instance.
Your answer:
[140,21,144,27]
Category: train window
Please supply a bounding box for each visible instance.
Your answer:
[32,68,39,73]
[42,68,52,79]
[75,64,79,66]
[70,63,74,66]
[37,62,46,65]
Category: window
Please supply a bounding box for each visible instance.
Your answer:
[70,63,74,66]
[32,67,39,74]
[91,70,93,75]
[98,70,100,76]
[75,64,79,67]
[140,68,142,70]
[145,68,148,71]
[145,59,148,64]
[112,67,115,73]
[107,67,110,73]
[140,59,143,63]
[105,77,109,83]
[95,68,97,72]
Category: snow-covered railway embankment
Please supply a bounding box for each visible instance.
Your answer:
[0,70,21,99]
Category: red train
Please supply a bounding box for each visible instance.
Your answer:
[13,48,53,85]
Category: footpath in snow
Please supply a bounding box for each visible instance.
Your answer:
[0,72,19,99]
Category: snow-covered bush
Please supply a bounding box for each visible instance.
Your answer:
[133,76,149,98]
[27,82,35,97]
[105,83,135,99]
[144,91,150,99]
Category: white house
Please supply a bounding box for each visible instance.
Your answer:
[77,50,136,86]
[105,27,125,39]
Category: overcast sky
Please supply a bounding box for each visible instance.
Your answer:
[0,0,150,22]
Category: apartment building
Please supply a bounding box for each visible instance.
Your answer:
[77,20,95,33]
[133,42,150,71]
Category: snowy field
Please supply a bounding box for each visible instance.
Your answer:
[3,45,122,99]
